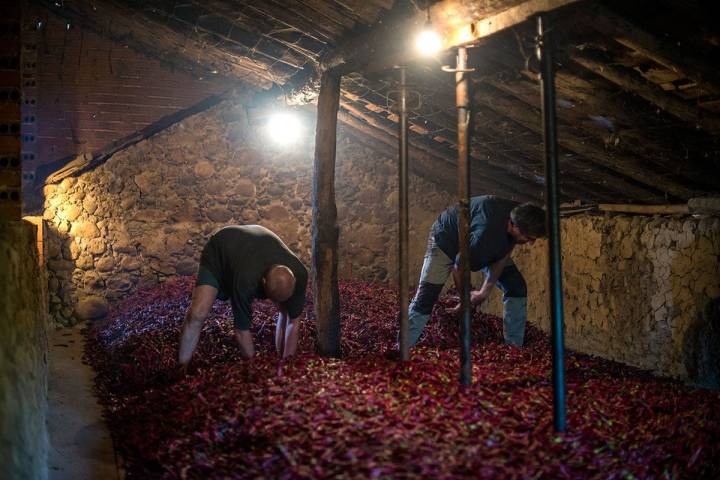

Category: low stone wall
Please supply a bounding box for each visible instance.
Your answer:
[484,213,720,380]
[0,221,50,480]
[43,98,452,325]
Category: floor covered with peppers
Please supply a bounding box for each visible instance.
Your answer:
[85,277,719,479]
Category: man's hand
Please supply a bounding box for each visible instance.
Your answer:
[448,289,488,316]
[470,289,489,307]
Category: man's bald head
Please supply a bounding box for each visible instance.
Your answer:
[263,265,296,303]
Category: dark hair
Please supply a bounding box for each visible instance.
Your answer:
[510,203,546,238]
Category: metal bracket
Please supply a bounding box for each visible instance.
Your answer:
[441,65,475,73]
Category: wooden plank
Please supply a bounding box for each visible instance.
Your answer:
[311,72,342,357]
[598,203,689,215]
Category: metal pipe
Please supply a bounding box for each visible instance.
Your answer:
[456,47,472,386]
[398,66,410,361]
[537,13,567,432]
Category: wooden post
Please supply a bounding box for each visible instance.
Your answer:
[312,72,342,357]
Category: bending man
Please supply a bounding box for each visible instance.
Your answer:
[179,225,308,368]
[408,195,546,348]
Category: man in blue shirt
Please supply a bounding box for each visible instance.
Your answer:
[408,196,546,348]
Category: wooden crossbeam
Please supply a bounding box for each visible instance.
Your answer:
[318,0,581,79]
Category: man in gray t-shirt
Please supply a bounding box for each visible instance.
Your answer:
[178,225,308,368]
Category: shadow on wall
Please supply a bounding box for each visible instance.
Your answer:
[683,298,720,390]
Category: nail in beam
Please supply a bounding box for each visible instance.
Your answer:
[537,13,567,432]
[312,72,342,357]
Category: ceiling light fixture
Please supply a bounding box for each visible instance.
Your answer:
[266,111,302,146]
[415,8,442,55]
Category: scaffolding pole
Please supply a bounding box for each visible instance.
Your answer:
[453,47,473,386]
[537,13,567,432]
[397,66,410,361]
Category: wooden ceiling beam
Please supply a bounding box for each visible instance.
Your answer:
[577,3,720,97]
[346,85,609,202]
[475,83,699,201]
[473,43,720,190]
[337,117,458,194]
[571,53,720,136]
[187,0,323,64]
[338,104,538,202]
[482,71,720,190]
[400,66,671,202]
[320,0,581,77]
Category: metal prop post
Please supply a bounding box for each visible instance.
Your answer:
[397,66,410,361]
[536,13,567,432]
[444,47,473,386]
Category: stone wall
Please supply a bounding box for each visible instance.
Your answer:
[483,214,720,379]
[0,221,50,480]
[42,98,453,325]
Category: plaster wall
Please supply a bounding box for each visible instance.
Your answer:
[484,214,720,378]
[0,221,50,480]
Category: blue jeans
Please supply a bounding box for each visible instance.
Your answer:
[407,233,528,347]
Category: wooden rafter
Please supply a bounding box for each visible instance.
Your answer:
[571,53,720,136]
[577,3,720,97]
[476,84,699,200]
[340,97,542,202]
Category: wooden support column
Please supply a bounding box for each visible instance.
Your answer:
[312,72,342,357]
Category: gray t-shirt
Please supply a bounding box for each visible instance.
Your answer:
[199,225,308,327]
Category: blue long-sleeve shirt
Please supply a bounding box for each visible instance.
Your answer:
[431,195,518,271]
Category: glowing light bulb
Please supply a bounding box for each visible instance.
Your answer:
[267,112,302,145]
[416,28,442,55]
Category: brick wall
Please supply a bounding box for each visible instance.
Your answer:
[24,5,235,181]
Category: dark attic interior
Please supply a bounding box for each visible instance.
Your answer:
[2,0,720,478]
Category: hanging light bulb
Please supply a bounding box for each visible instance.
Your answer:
[266,111,302,146]
[415,8,442,55]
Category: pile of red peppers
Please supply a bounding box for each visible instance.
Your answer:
[85,277,720,478]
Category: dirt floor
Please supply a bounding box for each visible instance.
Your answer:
[47,324,123,479]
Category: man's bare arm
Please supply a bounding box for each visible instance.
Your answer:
[276,306,301,359]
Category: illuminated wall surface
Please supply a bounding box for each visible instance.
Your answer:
[0,221,50,480]
[41,97,453,325]
[38,95,720,382]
